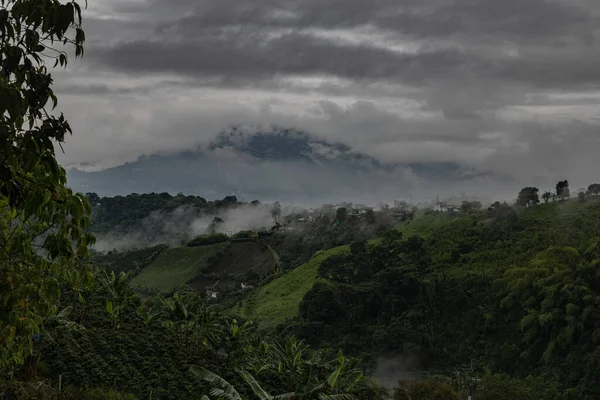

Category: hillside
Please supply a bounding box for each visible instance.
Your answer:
[238,211,457,327]
[188,240,279,290]
[397,211,457,238]
[274,198,600,395]
[20,195,600,399]
[130,243,229,292]
[128,239,279,293]
[239,246,350,328]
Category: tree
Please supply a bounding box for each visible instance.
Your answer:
[335,207,348,223]
[516,187,540,207]
[271,201,281,222]
[208,216,225,233]
[556,180,570,201]
[499,246,600,362]
[460,200,482,214]
[97,269,138,330]
[588,184,600,196]
[0,0,93,374]
[365,209,376,224]
[191,348,362,399]
[542,191,552,204]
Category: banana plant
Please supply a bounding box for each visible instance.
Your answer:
[191,366,357,400]
[97,269,136,329]
[324,351,363,394]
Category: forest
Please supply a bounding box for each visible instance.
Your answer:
[3,1,600,399]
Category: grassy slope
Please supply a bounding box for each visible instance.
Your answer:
[240,246,350,328]
[398,212,457,238]
[238,212,467,327]
[131,243,229,292]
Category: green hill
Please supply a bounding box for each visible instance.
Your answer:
[92,244,168,274]
[188,240,279,290]
[238,211,457,327]
[240,245,350,328]
[397,211,457,238]
[131,243,229,292]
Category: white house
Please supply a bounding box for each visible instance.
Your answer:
[433,202,448,212]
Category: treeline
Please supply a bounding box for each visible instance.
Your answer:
[85,192,244,235]
[265,208,396,271]
[516,180,600,207]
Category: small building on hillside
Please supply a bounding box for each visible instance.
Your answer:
[433,202,448,212]
[433,201,461,212]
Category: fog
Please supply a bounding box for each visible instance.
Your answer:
[374,356,423,390]
[92,203,282,252]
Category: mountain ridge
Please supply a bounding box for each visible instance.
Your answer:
[66,126,498,203]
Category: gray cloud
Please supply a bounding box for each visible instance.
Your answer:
[51,0,600,201]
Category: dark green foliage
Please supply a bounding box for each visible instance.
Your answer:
[0,379,136,399]
[288,198,600,397]
[0,0,94,374]
[556,180,570,200]
[232,230,253,239]
[516,187,540,207]
[265,210,395,271]
[588,183,600,196]
[336,207,348,223]
[92,244,168,274]
[87,193,246,243]
[187,233,230,247]
[394,379,459,400]
[460,200,482,214]
[300,282,347,324]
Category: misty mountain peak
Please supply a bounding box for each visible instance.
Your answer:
[207,125,380,169]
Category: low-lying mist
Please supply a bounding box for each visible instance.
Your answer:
[92,203,279,252]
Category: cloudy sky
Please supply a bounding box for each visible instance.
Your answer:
[54,0,600,190]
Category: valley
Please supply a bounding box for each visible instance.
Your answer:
[3,2,599,399]
[47,186,598,399]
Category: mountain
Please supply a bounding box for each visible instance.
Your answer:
[66,126,498,204]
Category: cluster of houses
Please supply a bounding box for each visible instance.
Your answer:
[432,201,461,213]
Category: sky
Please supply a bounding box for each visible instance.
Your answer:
[53,0,600,192]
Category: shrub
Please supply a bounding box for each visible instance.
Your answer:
[187,233,229,247]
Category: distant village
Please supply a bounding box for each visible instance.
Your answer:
[208,194,489,300]
[271,194,489,232]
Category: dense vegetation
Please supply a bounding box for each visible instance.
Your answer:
[279,197,600,398]
[86,192,241,237]
[4,1,600,399]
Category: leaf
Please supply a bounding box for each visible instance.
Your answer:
[190,366,242,400]
[106,300,114,314]
[239,369,272,400]
[327,363,343,388]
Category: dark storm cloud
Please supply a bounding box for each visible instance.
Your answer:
[93,32,485,83]
[91,0,600,94]
[149,0,592,42]
[58,0,600,192]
